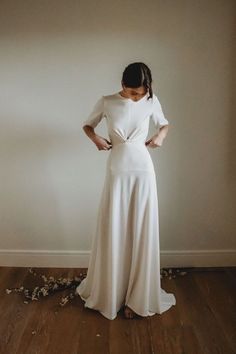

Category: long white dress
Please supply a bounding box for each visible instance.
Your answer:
[76,91,176,320]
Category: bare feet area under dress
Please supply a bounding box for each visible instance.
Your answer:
[76,91,176,320]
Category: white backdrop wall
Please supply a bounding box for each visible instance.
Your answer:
[0,0,235,267]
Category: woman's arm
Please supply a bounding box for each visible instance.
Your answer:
[146,93,170,148]
[83,125,97,140]
[83,125,112,151]
[157,124,169,140]
[82,96,112,151]
[145,125,169,148]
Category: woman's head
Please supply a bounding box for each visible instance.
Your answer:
[121,62,153,100]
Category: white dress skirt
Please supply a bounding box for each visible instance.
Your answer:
[76,91,176,320]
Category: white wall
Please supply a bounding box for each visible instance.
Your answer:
[0,0,235,267]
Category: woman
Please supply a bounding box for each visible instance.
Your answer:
[76,62,176,320]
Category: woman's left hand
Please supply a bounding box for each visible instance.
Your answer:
[145,134,164,148]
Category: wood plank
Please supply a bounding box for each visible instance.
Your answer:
[192,270,236,353]
[170,271,234,354]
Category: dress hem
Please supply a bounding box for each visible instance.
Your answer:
[75,285,176,321]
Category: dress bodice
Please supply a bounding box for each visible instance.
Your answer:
[82,92,169,172]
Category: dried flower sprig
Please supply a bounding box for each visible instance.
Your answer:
[5,268,87,306]
[160,267,187,279]
[5,267,187,307]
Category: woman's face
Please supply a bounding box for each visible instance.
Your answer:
[121,84,148,101]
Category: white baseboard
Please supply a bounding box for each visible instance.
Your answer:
[0,249,235,268]
[160,249,236,267]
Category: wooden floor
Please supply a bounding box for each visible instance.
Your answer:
[0,266,236,354]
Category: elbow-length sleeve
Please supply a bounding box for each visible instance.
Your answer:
[150,94,169,130]
[82,96,105,128]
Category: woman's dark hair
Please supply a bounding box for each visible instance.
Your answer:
[121,62,153,99]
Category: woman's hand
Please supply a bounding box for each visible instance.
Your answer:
[145,125,169,148]
[93,135,112,151]
[83,125,112,151]
[145,134,164,148]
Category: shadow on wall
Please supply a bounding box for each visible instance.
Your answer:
[228,16,236,184]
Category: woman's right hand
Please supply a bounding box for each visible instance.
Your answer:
[93,135,112,151]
